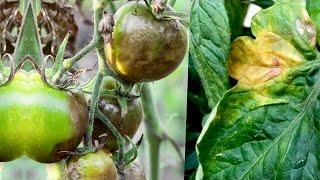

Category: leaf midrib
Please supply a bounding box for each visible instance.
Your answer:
[238,63,320,179]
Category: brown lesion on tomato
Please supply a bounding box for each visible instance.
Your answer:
[51,92,88,163]
[92,97,143,152]
[106,3,188,83]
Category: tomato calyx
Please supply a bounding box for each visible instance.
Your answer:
[5,53,83,92]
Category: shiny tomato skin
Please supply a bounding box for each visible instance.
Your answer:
[0,71,88,163]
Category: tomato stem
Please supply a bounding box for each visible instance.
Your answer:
[141,84,185,180]
[51,0,104,85]
[141,84,162,180]
[52,38,99,84]
[84,72,103,148]
[95,110,126,172]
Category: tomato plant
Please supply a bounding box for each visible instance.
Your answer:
[0,0,188,179]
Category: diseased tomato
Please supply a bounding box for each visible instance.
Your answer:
[93,77,143,151]
[66,150,117,180]
[93,97,143,151]
[124,162,146,180]
[105,1,188,83]
[0,70,88,163]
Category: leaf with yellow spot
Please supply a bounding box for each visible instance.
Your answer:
[228,31,306,86]
[196,0,320,179]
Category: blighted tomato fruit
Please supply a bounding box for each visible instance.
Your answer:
[0,70,88,163]
[105,2,188,83]
[93,77,143,151]
[66,150,117,180]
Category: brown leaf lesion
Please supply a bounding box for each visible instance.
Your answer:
[228,31,306,86]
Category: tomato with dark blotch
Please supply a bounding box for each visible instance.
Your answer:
[106,1,188,83]
[93,77,143,151]
[66,150,117,180]
[0,70,88,163]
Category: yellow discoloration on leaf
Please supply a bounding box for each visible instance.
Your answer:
[228,31,306,86]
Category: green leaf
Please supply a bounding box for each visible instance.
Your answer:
[251,0,318,60]
[224,0,248,40]
[190,0,231,109]
[14,0,43,71]
[196,1,320,179]
[307,0,320,46]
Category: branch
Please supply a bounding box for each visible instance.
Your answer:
[51,0,103,84]
[141,84,185,180]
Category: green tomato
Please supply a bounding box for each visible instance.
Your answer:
[105,1,188,83]
[66,150,117,180]
[0,70,88,163]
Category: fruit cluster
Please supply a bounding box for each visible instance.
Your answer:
[0,0,187,179]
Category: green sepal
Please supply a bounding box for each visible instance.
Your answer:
[51,33,70,77]
[14,0,43,71]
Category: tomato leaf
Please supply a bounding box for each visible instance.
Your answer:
[307,0,320,46]
[251,0,318,60]
[190,0,231,109]
[14,0,43,70]
[196,1,320,179]
[224,0,248,40]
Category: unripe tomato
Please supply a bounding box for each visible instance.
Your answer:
[0,70,88,163]
[105,2,188,83]
[93,77,143,151]
[66,151,117,180]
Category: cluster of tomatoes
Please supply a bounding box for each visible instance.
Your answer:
[0,1,187,179]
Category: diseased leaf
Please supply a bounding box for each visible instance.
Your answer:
[190,0,230,109]
[196,1,320,179]
[252,0,317,60]
[228,31,305,86]
[307,0,320,46]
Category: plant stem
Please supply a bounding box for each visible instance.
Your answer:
[52,0,103,84]
[146,133,160,180]
[95,109,126,167]
[84,72,103,148]
[141,84,163,180]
